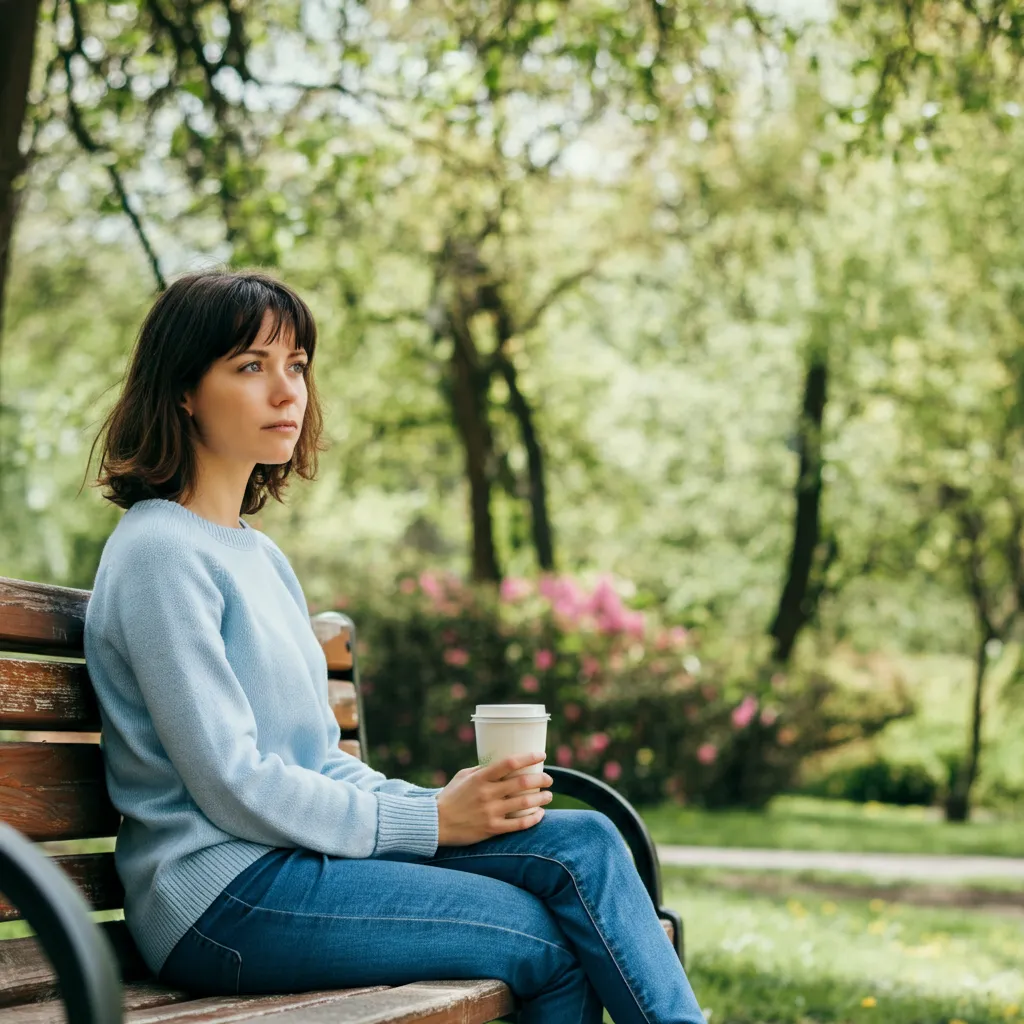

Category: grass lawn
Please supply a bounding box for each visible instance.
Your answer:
[665,866,1024,1024]
[639,795,1024,859]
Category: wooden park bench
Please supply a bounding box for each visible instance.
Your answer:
[0,574,682,1023]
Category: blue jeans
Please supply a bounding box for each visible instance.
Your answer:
[159,810,704,1023]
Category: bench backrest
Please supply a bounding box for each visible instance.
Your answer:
[0,574,363,1005]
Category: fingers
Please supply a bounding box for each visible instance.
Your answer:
[497,772,552,798]
[494,806,546,833]
[480,752,547,782]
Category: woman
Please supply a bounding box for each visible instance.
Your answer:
[83,268,705,1023]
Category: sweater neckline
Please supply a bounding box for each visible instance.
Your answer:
[130,498,259,550]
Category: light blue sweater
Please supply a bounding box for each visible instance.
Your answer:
[84,498,440,975]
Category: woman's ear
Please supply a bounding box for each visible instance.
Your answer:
[180,393,193,417]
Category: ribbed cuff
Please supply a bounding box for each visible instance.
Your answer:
[374,792,439,857]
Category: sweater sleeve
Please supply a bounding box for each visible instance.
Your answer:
[319,723,444,799]
[103,540,438,859]
[259,534,444,800]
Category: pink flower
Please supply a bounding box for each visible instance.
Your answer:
[450,683,468,700]
[521,674,540,693]
[443,648,470,667]
[458,724,475,743]
[731,696,759,730]
[760,707,778,726]
[433,716,450,734]
[603,760,622,782]
[535,649,555,671]
[590,732,610,753]
[697,743,718,765]
[399,578,417,595]
[556,744,574,766]
[419,571,443,599]
[564,702,581,722]
[500,577,533,603]
[432,770,448,786]
[581,655,602,678]
[442,629,459,645]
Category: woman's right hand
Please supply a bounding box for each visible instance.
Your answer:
[435,751,553,846]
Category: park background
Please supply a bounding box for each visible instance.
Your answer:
[2,1,1024,1021]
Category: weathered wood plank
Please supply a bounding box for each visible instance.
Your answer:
[0,982,195,1022]
[0,744,118,841]
[327,681,358,732]
[0,921,147,1007]
[0,984,391,1023]
[0,580,89,658]
[0,853,122,923]
[0,659,99,731]
[239,981,514,1024]
[124,987,393,1023]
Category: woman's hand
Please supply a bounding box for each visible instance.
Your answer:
[435,751,553,846]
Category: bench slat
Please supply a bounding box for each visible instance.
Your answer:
[327,681,358,732]
[0,579,88,658]
[0,921,148,1007]
[0,981,195,1022]
[0,743,118,841]
[0,659,100,731]
[0,853,122,922]
[320,629,353,672]
[125,987,394,1023]
[246,980,514,1024]
[0,984,394,1023]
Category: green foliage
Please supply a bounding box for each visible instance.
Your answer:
[341,572,909,808]
[803,758,941,808]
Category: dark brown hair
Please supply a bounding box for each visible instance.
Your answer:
[86,268,326,515]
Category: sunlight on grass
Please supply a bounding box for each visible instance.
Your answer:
[641,795,1024,858]
[665,866,1024,1023]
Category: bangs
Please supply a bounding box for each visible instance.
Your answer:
[216,277,318,363]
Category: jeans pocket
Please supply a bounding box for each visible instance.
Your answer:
[161,925,243,996]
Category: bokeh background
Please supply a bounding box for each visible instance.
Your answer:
[3,1,1024,1021]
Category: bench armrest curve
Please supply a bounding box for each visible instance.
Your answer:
[546,766,683,963]
[0,823,122,1022]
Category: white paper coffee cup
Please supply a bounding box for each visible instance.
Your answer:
[471,704,551,818]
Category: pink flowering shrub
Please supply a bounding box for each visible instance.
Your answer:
[338,571,904,808]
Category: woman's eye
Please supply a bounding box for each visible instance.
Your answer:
[240,362,308,373]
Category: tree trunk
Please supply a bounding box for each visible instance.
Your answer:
[497,353,555,571]
[0,0,42,348]
[945,633,989,822]
[769,354,829,664]
[448,318,501,583]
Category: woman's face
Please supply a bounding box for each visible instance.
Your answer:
[181,309,309,467]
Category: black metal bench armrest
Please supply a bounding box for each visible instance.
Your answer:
[546,766,683,963]
[0,823,122,1023]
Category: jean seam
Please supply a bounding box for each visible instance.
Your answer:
[221,890,573,957]
[190,925,242,995]
[437,850,651,1024]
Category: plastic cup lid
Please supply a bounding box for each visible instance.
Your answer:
[471,703,550,720]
